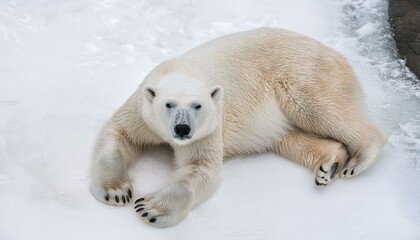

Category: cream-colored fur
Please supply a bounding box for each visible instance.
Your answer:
[90,27,387,227]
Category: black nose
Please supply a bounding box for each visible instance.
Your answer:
[174,124,191,137]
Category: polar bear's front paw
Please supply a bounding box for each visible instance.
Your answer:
[91,181,133,206]
[134,183,192,228]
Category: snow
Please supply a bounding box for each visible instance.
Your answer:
[1,0,419,239]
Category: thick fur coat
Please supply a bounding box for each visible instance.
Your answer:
[90,27,387,227]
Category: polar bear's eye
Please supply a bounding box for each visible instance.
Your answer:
[166,103,173,108]
[194,105,202,110]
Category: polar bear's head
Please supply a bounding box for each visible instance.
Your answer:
[141,74,224,146]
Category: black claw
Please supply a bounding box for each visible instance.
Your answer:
[115,196,119,203]
[128,189,132,198]
[122,196,126,204]
[142,213,148,217]
[105,195,109,201]
[351,169,354,175]
[135,198,144,204]
[343,169,348,175]
[126,196,130,202]
[320,165,327,173]
[134,204,144,209]
[315,179,327,186]
[330,162,338,178]
[136,208,144,212]
[150,218,156,223]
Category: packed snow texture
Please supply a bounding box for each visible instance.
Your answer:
[1,0,419,239]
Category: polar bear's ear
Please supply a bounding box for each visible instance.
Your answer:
[143,85,157,103]
[210,85,224,103]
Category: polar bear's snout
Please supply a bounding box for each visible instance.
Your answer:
[174,124,191,138]
[173,110,193,140]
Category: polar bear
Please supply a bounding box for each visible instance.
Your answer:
[90,27,387,227]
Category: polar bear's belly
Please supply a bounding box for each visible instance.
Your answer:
[222,99,292,157]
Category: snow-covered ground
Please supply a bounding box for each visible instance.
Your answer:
[1,0,419,239]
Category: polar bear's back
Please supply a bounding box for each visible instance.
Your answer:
[181,27,361,105]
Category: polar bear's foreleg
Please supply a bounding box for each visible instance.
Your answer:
[90,130,137,206]
[273,130,349,188]
[134,133,223,227]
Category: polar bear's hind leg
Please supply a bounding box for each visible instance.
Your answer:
[275,84,387,179]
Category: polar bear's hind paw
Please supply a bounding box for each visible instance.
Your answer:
[315,162,338,188]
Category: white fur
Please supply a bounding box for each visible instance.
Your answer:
[224,98,292,155]
[90,27,387,227]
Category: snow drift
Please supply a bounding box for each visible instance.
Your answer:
[0,0,419,239]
